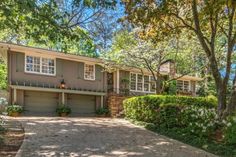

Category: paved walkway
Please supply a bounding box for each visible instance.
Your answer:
[14,117,217,157]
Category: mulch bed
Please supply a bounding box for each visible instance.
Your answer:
[0,120,25,157]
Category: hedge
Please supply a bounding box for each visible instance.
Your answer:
[123,95,217,123]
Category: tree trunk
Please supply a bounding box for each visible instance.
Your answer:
[224,72,236,117]
[155,75,162,94]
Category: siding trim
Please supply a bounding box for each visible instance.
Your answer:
[10,85,106,96]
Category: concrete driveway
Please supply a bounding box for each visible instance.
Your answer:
[14,117,217,157]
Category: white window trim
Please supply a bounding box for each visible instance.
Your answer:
[84,63,96,81]
[130,73,156,93]
[177,80,191,92]
[24,55,56,76]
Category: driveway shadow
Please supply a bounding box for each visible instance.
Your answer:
[15,117,217,157]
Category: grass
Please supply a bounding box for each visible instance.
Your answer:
[129,119,236,157]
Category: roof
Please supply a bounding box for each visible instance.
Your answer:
[0,42,203,81]
[0,42,103,64]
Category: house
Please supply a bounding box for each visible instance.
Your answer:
[0,42,202,115]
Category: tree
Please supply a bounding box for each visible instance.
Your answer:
[123,0,236,117]
[106,30,204,94]
[0,0,116,55]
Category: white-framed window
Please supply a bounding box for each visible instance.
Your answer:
[25,55,56,76]
[130,73,156,93]
[130,73,136,90]
[144,75,149,92]
[84,64,95,80]
[42,58,55,75]
[150,76,156,92]
[177,80,190,92]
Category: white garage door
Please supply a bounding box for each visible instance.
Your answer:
[24,91,58,113]
[68,94,95,115]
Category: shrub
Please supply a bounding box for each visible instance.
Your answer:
[6,105,23,114]
[180,106,219,138]
[123,96,162,122]
[224,116,236,145]
[123,95,217,123]
[157,103,183,129]
[56,105,71,115]
[123,95,219,138]
[95,107,109,115]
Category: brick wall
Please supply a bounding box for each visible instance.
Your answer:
[108,94,129,117]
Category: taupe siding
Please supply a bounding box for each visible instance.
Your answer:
[56,58,64,77]
[10,51,106,92]
[95,65,103,81]
[16,52,24,72]
[77,62,84,79]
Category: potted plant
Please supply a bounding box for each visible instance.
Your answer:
[56,105,71,117]
[6,105,23,117]
[96,107,109,117]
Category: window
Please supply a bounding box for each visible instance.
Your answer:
[137,74,143,91]
[84,64,95,80]
[42,58,55,75]
[25,55,55,75]
[130,73,136,90]
[130,73,156,93]
[144,75,149,92]
[150,76,156,92]
[177,80,190,91]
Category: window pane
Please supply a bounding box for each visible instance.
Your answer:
[177,80,183,91]
[26,56,40,73]
[184,81,189,91]
[150,82,156,92]
[130,73,136,90]
[84,64,95,80]
[144,75,149,91]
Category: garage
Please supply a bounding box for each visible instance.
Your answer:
[24,91,58,114]
[67,94,95,115]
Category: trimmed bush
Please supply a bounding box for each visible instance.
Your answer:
[123,95,217,123]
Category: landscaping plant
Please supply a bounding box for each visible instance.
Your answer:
[95,107,109,116]
[56,105,71,116]
[123,95,236,156]
[6,105,23,116]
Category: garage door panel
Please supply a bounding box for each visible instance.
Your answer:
[24,91,58,113]
[68,94,95,115]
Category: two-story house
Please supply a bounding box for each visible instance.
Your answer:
[0,42,202,115]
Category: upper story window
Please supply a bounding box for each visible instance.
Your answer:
[84,64,95,80]
[177,80,190,92]
[25,55,56,76]
[130,73,156,93]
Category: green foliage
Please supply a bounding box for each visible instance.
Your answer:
[56,105,71,115]
[123,95,217,123]
[157,103,183,129]
[95,107,109,115]
[180,106,219,138]
[124,95,236,156]
[6,105,23,114]
[0,62,7,90]
[224,116,236,145]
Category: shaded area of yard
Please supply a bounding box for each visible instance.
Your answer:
[0,119,24,157]
[132,120,236,157]
[16,117,216,157]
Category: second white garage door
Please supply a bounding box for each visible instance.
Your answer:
[24,91,58,114]
[67,94,95,115]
